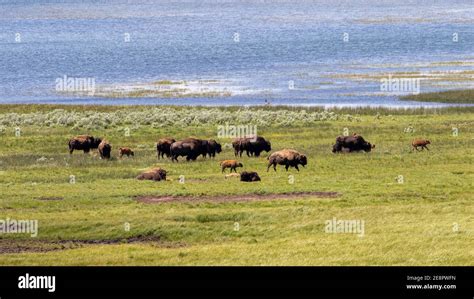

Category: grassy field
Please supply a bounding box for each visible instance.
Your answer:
[0,105,473,265]
[401,89,474,104]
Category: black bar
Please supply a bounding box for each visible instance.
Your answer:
[0,267,472,298]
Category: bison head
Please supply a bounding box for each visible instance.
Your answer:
[363,142,375,152]
[263,140,271,152]
[298,154,307,167]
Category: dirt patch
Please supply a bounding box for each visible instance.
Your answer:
[0,234,162,254]
[136,191,340,204]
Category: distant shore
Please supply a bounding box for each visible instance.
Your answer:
[400,89,474,104]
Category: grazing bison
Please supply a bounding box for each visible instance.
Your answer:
[156,138,176,159]
[412,139,431,151]
[220,160,243,173]
[119,147,134,158]
[240,171,261,182]
[267,149,307,172]
[68,135,102,154]
[170,138,205,162]
[98,140,112,159]
[232,136,271,157]
[136,167,167,181]
[332,135,375,153]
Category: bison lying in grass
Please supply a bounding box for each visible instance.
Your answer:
[332,135,375,153]
[220,160,243,173]
[68,135,102,154]
[136,167,167,181]
[267,149,307,172]
[240,171,261,182]
[412,139,431,151]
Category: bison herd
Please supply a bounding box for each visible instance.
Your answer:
[68,133,431,183]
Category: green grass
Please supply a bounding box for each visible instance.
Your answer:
[0,105,473,265]
[401,89,474,104]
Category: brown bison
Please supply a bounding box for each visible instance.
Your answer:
[157,138,176,159]
[412,139,431,151]
[136,167,167,181]
[170,138,204,162]
[267,149,307,172]
[220,160,243,173]
[232,136,271,157]
[332,135,375,153]
[119,147,134,158]
[68,135,102,154]
[98,140,112,159]
[240,171,261,182]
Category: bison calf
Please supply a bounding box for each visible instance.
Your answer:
[98,140,112,159]
[240,171,261,182]
[119,147,134,158]
[267,149,307,172]
[220,160,243,173]
[136,167,167,181]
[412,139,431,151]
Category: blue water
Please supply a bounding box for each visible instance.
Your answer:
[0,0,473,107]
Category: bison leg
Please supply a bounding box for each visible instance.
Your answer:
[69,149,74,155]
[424,145,429,151]
[222,167,226,173]
[285,164,289,171]
[295,165,300,171]
[267,163,272,172]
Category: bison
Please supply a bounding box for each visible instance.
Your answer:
[204,139,222,158]
[332,135,375,153]
[136,167,167,181]
[170,138,204,162]
[240,171,261,182]
[267,149,307,172]
[119,147,134,158]
[98,140,112,159]
[412,139,430,151]
[220,160,243,173]
[232,136,271,157]
[68,135,102,154]
[157,138,176,159]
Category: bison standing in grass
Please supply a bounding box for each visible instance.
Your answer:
[412,139,431,151]
[98,140,112,159]
[267,149,307,172]
[170,138,204,162]
[332,135,375,153]
[203,139,222,158]
[156,138,176,159]
[136,167,167,181]
[119,147,134,158]
[220,160,243,173]
[232,136,271,157]
[68,135,102,154]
